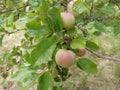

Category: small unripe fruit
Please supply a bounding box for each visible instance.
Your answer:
[76,49,87,56]
[55,49,75,68]
[52,68,58,78]
[61,12,75,30]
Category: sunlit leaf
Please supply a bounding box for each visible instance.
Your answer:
[6,14,14,27]
[37,71,53,90]
[47,7,63,32]
[86,21,106,32]
[101,5,116,15]
[12,68,38,89]
[26,20,41,30]
[6,0,14,9]
[86,40,99,51]
[73,0,90,15]
[77,58,97,74]
[70,39,86,49]
[26,37,56,66]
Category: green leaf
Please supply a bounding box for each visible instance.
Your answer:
[0,35,3,46]
[28,0,40,10]
[38,3,62,32]
[86,21,106,32]
[102,19,119,27]
[47,7,63,32]
[27,37,56,66]
[37,71,53,90]
[3,52,12,60]
[93,31,101,36]
[73,0,90,15]
[77,58,97,74]
[6,14,14,27]
[70,39,86,49]
[101,5,115,15]
[27,12,37,18]
[38,0,50,20]
[86,40,99,51]
[12,68,38,90]
[27,26,51,38]
[114,26,120,35]
[26,20,41,30]
[6,0,14,9]
[67,29,78,38]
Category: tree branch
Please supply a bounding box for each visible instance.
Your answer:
[89,1,94,20]
[86,48,120,62]
[2,28,25,35]
[75,24,88,37]
[0,4,28,15]
[96,15,115,22]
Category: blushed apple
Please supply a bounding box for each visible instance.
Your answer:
[76,49,87,56]
[55,49,75,68]
[61,12,75,30]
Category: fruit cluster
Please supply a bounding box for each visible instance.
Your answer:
[55,0,87,68]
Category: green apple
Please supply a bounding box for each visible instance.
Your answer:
[61,12,75,30]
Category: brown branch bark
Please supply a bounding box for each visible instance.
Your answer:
[86,48,120,62]
[2,28,25,35]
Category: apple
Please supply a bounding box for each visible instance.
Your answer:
[55,49,75,68]
[76,49,87,56]
[61,12,75,30]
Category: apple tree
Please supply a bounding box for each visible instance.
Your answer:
[0,0,120,89]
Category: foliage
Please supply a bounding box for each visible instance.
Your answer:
[0,0,120,89]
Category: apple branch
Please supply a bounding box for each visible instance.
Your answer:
[3,28,25,35]
[89,1,94,20]
[86,48,120,62]
[0,4,28,15]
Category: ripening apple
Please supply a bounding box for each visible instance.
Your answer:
[76,49,87,56]
[61,12,75,30]
[55,49,75,68]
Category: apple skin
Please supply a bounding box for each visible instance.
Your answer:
[61,12,75,30]
[55,49,75,68]
[76,49,87,56]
